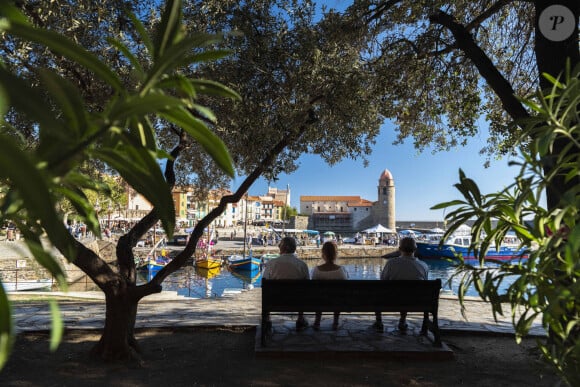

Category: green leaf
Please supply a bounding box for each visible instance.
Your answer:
[430,200,466,210]
[0,285,14,371]
[143,33,222,94]
[106,37,145,79]
[0,2,29,25]
[36,69,86,140]
[153,0,182,59]
[190,79,242,100]
[0,135,76,260]
[48,300,63,351]
[0,68,62,132]
[161,107,234,177]
[127,10,153,56]
[95,147,176,237]
[109,93,183,124]
[6,22,123,92]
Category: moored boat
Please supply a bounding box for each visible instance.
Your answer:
[230,269,262,286]
[416,233,529,261]
[228,253,262,271]
[138,255,170,273]
[195,256,222,269]
[259,253,278,263]
[195,266,221,279]
[1,279,52,292]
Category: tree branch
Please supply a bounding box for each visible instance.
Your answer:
[465,0,514,31]
[117,131,188,286]
[429,10,529,122]
[136,97,322,299]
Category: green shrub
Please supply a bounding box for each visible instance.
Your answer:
[434,64,580,386]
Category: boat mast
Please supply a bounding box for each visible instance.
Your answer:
[243,192,248,258]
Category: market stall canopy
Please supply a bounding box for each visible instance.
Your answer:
[323,231,336,236]
[303,230,320,235]
[361,224,393,233]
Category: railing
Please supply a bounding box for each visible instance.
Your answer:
[0,267,210,295]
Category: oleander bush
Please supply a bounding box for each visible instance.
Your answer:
[435,65,580,386]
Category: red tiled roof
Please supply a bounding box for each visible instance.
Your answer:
[301,195,363,202]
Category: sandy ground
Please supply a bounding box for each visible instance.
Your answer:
[0,327,561,387]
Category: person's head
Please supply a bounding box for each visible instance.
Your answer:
[279,236,297,254]
[321,241,338,263]
[399,237,417,254]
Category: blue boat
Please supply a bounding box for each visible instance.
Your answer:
[230,269,262,286]
[228,253,262,271]
[415,234,529,261]
[138,256,169,274]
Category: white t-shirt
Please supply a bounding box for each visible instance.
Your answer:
[380,255,428,280]
[262,253,309,279]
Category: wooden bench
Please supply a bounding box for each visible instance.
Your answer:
[261,279,442,347]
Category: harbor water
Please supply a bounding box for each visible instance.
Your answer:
[140,257,517,299]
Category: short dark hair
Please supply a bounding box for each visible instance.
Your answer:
[279,236,297,253]
[399,237,417,253]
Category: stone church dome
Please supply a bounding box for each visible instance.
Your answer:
[379,168,393,182]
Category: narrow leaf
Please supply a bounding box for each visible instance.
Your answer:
[48,300,63,351]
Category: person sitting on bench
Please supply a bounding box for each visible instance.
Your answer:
[262,236,310,330]
[373,237,429,332]
[311,241,348,330]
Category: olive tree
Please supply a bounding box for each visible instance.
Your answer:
[0,0,392,364]
[0,0,239,363]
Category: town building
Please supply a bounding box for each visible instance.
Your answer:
[300,169,396,234]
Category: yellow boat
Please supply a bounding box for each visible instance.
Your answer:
[195,256,222,269]
[195,266,221,279]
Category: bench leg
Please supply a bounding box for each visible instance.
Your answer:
[261,312,271,346]
[431,312,442,347]
[420,312,429,335]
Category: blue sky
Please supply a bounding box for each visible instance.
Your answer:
[235,120,522,221]
[230,0,524,221]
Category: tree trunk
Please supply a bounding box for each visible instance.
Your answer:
[90,291,140,362]
[534,0,580,209]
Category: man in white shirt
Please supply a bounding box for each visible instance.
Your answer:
[263,236,310,330]
[373,237,429,332]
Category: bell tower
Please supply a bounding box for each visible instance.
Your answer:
[377,169,395,231]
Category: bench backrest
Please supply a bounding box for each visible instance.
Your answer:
[262,279,442,313]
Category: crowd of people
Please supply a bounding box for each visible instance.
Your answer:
[262,235,428,332]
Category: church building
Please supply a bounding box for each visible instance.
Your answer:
[299,169,396,233]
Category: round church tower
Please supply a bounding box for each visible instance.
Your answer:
[377,169,396,231]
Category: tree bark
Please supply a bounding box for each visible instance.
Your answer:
[91,289,140,362]
[534,0,580,209]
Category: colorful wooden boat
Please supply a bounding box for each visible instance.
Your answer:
[230,269,262,286]
[228,253,262,271]
[195,266,221,279]
[139,256,170,272]
[195,257,222,269]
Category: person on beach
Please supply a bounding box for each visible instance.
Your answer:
[373,237,428,332]
[262,236,310,330]
[311,241,348,330]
